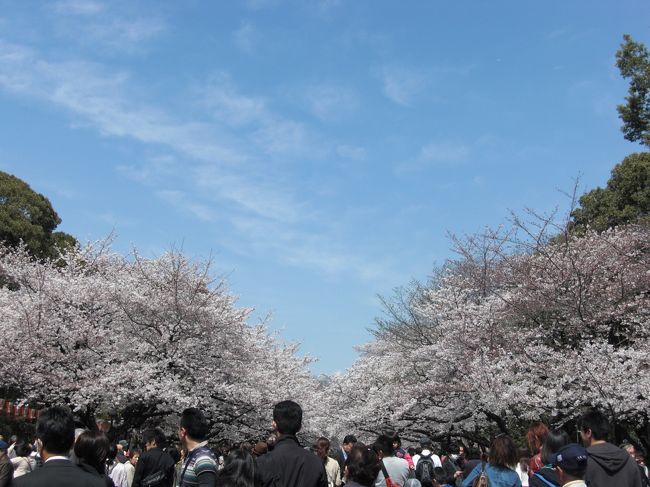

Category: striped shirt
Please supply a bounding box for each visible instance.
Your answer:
[180,443,218,487]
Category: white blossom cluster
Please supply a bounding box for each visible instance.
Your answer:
[315,225,650,444]
[0,242,318,442]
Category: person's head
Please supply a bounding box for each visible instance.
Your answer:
[488,435,518,468]
[621,442,637,460]
[346,443,381,487]
[465,445,481,461]
[272,400,302,435]
[74,430,110,475]
[129,448,141,466]
[392,434,402,450]
[541,429,570,465]
[578,409,610,446]
[419,436,433,450]
[36,406,76,457]
[315,437,330,462]
[373,434,394,459]
[179,408,210,446]
[142,428,166,451]
[218,449,258,487]
[526,422,549,455]
[342,434,357,453]
[0,440,8,458]
[433,466,448,487]
[9,435,17,445]
[14,439,33,458]
[553,443,588,483]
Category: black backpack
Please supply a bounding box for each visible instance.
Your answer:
[415,453,435,486]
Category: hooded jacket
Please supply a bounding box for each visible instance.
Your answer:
[585,442,642,487]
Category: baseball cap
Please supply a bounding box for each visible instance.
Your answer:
[554,443,589,475]
[0,440,8,450]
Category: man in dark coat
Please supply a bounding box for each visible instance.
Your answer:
[257,400,328,487]
[13,406,105,487]
[579,409,642,487]
[335,435,358,476]
[132,428,175,487]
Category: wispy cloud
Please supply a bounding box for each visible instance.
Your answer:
[303,83,359,121]
[396,140,471,173]
[234,21,258,53]
[0,38,390,282]
[418,142,470,164]
[50,1,165,52]
[379,66,426,106]
[53,0,106,16]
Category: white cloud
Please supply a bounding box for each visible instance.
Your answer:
[379,66,426,106]
[303,83,358,121]
[234,21,257,53]
[52,0,106,16]
[0,39,391,282]
[50,1,165,52]
[157,190,217,222]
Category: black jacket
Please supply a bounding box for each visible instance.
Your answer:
[585,442,642,487]
[528,466,559,487]
[13,458,106,487]
[257,435,328,487]
[132,447,175,487]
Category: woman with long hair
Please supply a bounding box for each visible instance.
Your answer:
[526,422,549,474]
[528,430,569,487]
[461,435,522,487]
[216,448,260,487]
[315,437,341,487]
[74,430,115,487]
[344,443,381,487]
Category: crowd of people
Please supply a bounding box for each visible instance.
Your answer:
[0,401,648,487]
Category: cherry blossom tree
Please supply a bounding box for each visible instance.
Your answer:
[0,241,317,442]
[318,221,650,447]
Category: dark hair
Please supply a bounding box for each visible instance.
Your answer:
[272,401,302,435]
[347,443,381,487]
[15,439,33,457]
[74,430,110,475]
[36,406,75,455]
[579,409,610,441]
[489,435,518,468]
[526,422,550,454]
[315,437,330,464]
[142,428,167,448]
[181,408,210,441]
[465,445,481,460]
[541,429,570,465]
[373,435,393,457]
[392,434,402,448]
[433,466,448,484]
[217,448,258,487]
[343,435,357,445]
[168,446,181,463]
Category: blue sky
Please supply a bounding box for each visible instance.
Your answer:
[0,0,647,374]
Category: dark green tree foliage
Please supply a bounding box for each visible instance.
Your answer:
[571,152,650,232]
[616,35,650,147]
[0,171,76,259]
